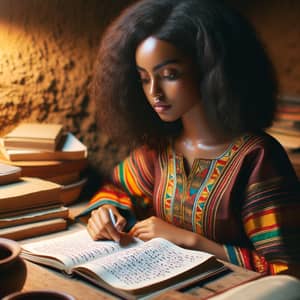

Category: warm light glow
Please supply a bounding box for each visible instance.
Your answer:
[0,19,33,90]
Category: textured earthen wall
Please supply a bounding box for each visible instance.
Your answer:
[0,0,299,185]
[228,0,300,96]
[0,0,133,182]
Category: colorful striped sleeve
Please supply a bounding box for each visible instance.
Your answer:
[112,146,155,199]
[80,147,155,225]
[224,177,300,275]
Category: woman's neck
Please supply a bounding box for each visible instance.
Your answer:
[180,104,231,147]
[175,104,234,161]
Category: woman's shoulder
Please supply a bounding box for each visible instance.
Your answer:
[239,132,298,178]
[240,131,288,154]
[132,145,159,158]
[126,145,162,168]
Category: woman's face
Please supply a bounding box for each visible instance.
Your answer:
[135,36,202,122]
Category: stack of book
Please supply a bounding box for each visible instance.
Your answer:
[0,123,88,205]
[0,162,69,240]
[267,96,300,178]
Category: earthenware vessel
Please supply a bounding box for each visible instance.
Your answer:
[0,238,27,298]
[2,290,76,300]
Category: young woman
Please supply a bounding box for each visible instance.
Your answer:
[85,0,300,276]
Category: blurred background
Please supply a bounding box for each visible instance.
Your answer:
[0,0,299,193]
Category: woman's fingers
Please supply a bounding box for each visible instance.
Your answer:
[98,207,122,242]
[87,205,128,242]
[115,213,127,232]
[130,220,150,237]
[90,209,103,229]
[133,232,152,241]
[87,212,110,240]
[130,225,151,241]
[87,221,107,240]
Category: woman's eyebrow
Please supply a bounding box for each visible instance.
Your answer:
[137,59,181,72]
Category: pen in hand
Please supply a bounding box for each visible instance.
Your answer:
[108,208,121,243]
[109,208,135,245]
[108,208,118,229]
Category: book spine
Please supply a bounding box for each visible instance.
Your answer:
[0,188,61,214]
[19,159,87,178]
[3,140,57,151]
[0,219,67,240]
[0,209,69,228]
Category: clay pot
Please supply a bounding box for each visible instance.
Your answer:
[2,290,76,300]
[0,238,27,298]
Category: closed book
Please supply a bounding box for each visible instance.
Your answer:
[267,130,300,150]
[3,123,64,151]
[268,125,300,138]
[0,218,67,240]
[0,206,69,228]
[0,177,62,214]
[0,162,21,185]
[0,153,88,179]
[44,172,81,185]
[275,112,300,122]
[0,133,87,161]
[60,177,87,205]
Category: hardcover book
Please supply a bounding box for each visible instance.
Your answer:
[0,133,87,161]
[0,206,69,228]
[3,123,64,151]
[60,177,87,205]
[0,177,62,214]
[0,162,21,185]
[0,153,88,179]
[0,218,67,240]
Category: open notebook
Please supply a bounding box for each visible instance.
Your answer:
[21,224,227,299]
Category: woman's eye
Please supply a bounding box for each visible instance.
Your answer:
[162,70,180,81]
[139,77,150,84]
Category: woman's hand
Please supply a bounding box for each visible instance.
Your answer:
[129,216,228,260]
[87,205,127,242]
[129,216,193,246]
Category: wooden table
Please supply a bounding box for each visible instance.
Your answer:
[23,261,260,300]
[21,201,262,299]
[22,259,261,300]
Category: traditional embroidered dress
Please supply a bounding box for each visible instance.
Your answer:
[83,133,300,275]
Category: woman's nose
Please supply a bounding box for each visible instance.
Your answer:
[149,78,161,97]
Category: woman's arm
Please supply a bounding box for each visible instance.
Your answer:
[129,216,228,261]
[129,208,299,276]
[85,146,155,241]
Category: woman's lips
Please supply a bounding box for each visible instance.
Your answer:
[153,104,171,113]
